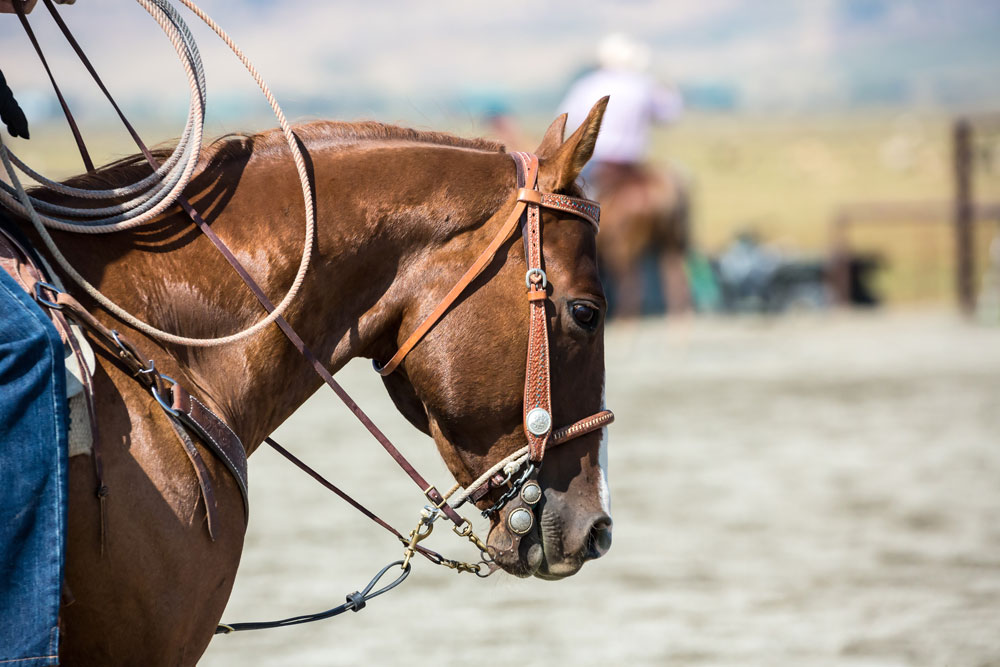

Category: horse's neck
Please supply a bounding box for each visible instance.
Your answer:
[71,138,505,449]
[168,145,415,447]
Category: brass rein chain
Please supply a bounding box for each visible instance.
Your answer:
[401,509,495,578]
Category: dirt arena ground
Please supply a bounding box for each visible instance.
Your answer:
[201,310,1000,667]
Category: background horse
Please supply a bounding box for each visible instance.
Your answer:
[590,162,691,317]
[22,101,611,664]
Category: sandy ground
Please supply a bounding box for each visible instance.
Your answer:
[200,310,1000,667]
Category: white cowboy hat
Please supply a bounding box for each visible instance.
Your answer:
[598,33,652,72]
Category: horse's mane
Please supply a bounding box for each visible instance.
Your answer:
[58,120,506,192]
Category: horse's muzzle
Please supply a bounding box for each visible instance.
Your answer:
[487,496,613,579]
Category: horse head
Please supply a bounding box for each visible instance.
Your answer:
[375,98,612,578]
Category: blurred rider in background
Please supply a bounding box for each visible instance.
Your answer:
[559,32,683,193]
[558,33,694,317]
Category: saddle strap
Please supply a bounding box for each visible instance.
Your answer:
[0,224,249,527]
[53,287,251,524]
[53,306,110,550]
[172,386,249,520]
[168,418,220,541]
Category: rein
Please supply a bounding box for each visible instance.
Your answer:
[5,0,614,634]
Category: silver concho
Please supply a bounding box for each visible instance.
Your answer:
[520,481,542,505]
[508,507,534,535]
[525,408,551,436]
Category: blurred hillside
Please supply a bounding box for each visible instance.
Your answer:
[1,0,998,126]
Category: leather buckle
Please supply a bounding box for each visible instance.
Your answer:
[33,281,63,310]
[151,374,180,417]
[423,485,449,509]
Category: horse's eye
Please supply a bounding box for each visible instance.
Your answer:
[571,302,600,329]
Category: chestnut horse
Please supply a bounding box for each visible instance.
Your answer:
[26,101,611,664]
[591,162,691,317]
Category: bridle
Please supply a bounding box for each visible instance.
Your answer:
[372,151,614,562]
[219,150,615,629]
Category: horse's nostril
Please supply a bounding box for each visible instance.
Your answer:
[586,516,613,561]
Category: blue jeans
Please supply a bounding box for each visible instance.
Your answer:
[0,268,67,666]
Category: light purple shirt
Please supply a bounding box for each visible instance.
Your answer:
[558,68,682,164]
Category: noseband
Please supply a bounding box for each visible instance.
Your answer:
[374,152,614,551]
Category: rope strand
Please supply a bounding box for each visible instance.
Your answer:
[0,0,315,347]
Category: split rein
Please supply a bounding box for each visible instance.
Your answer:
[5,0,613,634]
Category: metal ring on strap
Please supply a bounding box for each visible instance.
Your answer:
[151,373,180,417]
[525,268,547,289]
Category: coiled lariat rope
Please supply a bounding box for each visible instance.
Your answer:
[0,0,315,347]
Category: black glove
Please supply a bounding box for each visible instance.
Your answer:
[0,68,30,139]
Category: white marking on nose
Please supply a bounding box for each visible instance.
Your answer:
[598,379,611,514]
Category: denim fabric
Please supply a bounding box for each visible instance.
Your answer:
[0,268,67,666]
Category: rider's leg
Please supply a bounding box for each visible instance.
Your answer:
[610,255,644,319]
[0,268,68,666]
[662,250,692,315]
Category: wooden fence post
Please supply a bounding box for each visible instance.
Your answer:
[954,118,975,314]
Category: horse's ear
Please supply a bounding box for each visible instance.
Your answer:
[535,113,567,158]
[540,96,608,192]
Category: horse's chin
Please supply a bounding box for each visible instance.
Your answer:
[486,522,541,578]
[486,507,587,580]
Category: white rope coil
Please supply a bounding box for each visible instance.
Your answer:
[0,0,316,347]
[0,0,205,231]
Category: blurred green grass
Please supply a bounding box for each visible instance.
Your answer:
[657,112,1000,304]
[11,112,1000,305]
